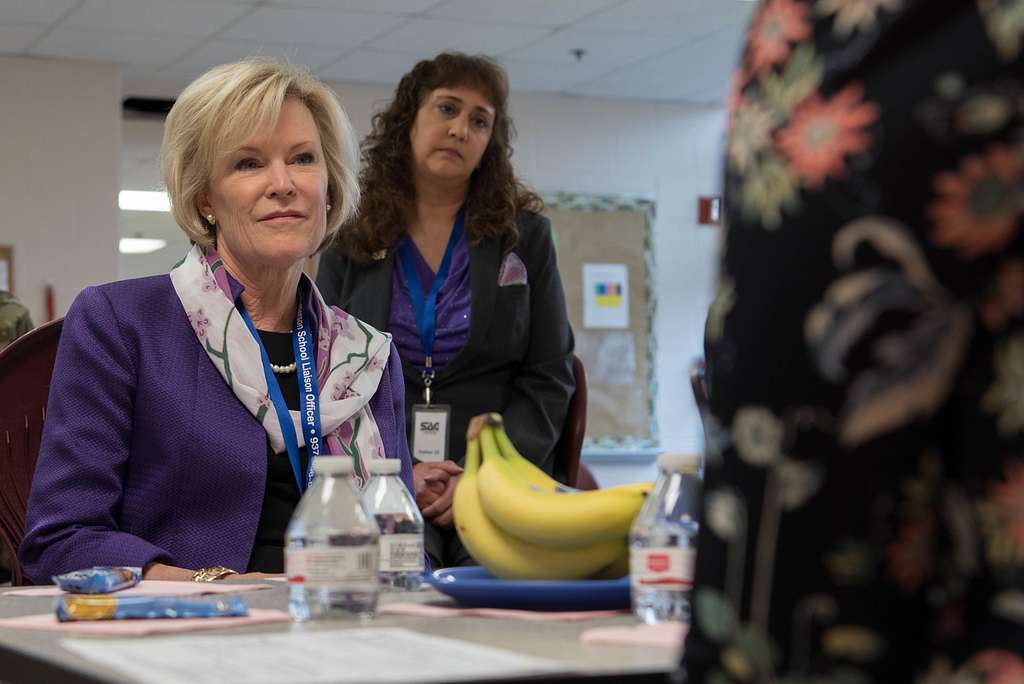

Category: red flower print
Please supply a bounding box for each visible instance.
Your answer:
[188,309,210,338]
[775,84,878,188]
[201,273,219,293]
[748,0,812,75]
[966,650,1024,684]
[331,384,356,401]
[331,310,353,341]
[992,459,1024,557]
[885,516,935,592]
[929,144,1023,259]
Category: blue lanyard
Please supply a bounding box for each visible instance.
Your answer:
[238,296,322,493]
[398,206,465,365]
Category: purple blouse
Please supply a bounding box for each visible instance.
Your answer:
[389,232,472,370]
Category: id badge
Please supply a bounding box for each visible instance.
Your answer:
[411,404,450,463]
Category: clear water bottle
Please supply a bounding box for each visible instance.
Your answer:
[286,457,380,621]
[629,452,701,625]
[361,459,425,591]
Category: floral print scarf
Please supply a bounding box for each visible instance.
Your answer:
[170,244,391,485]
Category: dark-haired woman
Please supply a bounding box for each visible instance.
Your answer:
[317,52,574,569]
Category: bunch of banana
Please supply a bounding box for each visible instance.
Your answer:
[453,413,651,581]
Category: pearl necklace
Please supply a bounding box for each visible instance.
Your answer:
[270,362,296,374]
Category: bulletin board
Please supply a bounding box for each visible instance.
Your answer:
[546,193,658,449]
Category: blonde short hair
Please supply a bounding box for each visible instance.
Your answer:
[161,58,359,248]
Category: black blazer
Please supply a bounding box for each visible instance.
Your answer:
[316,212,575,474]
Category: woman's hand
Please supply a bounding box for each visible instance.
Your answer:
[142,562,196,581]
[421,474,462,528]
[143,563,278,581]
[413,461,463,511]
[232,572,284,580]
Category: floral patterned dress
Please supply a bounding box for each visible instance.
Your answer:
[684,1,1024,681]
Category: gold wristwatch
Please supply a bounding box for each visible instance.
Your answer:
[191,566,239,582]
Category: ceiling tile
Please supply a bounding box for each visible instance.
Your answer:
[158,39,348,80]
[366,18,550,56]
[569,73,681,102]
[500,58,614,94]
[316,49,418,87]
[221,6,406,48]
[269,0,439,13]
[0,24,48,53]
[578,0,754,37]
[62,0,252,38]
[121,64,162,83]
[4,0,754,105]
[0,0,80,25]
[505,28,684,66]
[30,28,200,67]
[426,0,621,27]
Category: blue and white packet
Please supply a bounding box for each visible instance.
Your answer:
[56,594,249,621]
[53,567,142,594]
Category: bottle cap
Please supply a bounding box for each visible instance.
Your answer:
[657,452,700,473]
[367,459,401,475]
[312,456,354,475]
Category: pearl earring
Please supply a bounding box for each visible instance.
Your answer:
[206,214,216,225]
[327,204,332,212]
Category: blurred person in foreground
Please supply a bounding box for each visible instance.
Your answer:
[19,59,413,584]
[316,53,574,569]
[684,0,1024,680]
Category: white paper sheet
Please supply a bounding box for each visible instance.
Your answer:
[582,263,629,329]
[61,627,566,684]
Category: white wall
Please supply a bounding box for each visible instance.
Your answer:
[0,56,120,325]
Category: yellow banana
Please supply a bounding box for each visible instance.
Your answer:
[492,424,574,493]
[592,548,630,580]
[477,424,647,547]
[491,414,654,498]
[453,425,625,580]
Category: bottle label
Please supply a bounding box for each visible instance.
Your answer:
[630,547,695,589]
[286,546,378,584]
[380,534,425,572]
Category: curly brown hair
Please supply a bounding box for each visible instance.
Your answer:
[334,52,543,263]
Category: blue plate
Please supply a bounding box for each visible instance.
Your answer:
[426,566,630,611]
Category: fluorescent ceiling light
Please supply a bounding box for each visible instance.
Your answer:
[119,237,168,254]
[119,190,170,212]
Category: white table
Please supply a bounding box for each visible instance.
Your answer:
[0,582,678,683]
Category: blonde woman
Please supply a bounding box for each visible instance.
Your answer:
[20,59,413,583]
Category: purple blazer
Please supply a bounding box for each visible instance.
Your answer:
[18,275,413,584]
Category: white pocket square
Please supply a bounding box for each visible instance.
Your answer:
[498,252,527,286]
